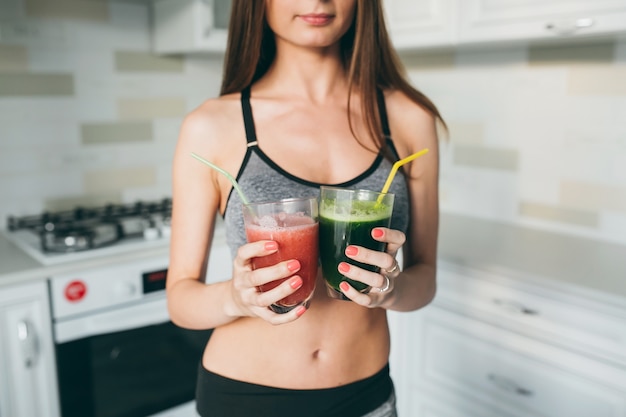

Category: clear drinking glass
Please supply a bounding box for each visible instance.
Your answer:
[319,186,395,300]
[243,197,319,313]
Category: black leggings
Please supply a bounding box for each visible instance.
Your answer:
[196,362,394,417]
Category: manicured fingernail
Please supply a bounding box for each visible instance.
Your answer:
[372,228,384,238]
[265,241,278,251]
[338,262,350,273]
[295,306,307,317]
[345,246,358,256]
[289,277,303,289]
[287,260,300,271]
[340,282,350,292]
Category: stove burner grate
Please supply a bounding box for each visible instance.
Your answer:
[41,222,122,253]
[7,199,172,254]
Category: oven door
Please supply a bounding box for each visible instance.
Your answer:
[53,295,212,417]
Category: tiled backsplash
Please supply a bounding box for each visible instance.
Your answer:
[408,38,626,245]
[0,0,223,225]
[1,1,625,246]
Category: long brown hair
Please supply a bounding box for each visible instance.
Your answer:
[220,0,446,154]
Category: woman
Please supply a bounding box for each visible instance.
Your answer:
[167,1,444,416]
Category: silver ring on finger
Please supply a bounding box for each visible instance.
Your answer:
[385,258,399,275]
[377,274,391,293]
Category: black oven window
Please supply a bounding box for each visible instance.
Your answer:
[55,321,212,417]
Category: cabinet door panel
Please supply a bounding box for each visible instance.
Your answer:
[392,263,626,417]
[388,309,424,416]
[436,266,626,366]
[0,282,59,417]
[411,386,526,417]
[469,0,626,19]
[420,308,626,417]
[3,302,47,417]
[459,0,626,43]
[408,393,520,417]
[384,0,457,49]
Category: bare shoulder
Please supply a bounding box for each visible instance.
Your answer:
[383,89,439,155]
[176,92,244,164]
[171,92,245,219]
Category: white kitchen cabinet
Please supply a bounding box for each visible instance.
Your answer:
[382,0,626,51]
[389,261,626,417]
[383,0,458,50]
[435,265,626,367]
[0,281,60,417]
[152,0,231,54]
[458,0,626,45]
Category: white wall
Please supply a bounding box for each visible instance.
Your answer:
[401,38,626,245]
[0,0,223,225]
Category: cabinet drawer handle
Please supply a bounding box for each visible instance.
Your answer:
[493,299,539,315]
[16,320,39,368]
[487,373,533,397]
[546,18,595,36]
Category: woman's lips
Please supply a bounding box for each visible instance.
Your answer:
[299,14,334,25]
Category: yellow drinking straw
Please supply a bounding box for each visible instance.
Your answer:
[377,148,430,204]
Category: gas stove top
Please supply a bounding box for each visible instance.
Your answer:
[6,199,172,266]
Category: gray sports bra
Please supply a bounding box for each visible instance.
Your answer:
[222,87,410,258]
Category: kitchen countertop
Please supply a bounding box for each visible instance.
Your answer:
[0,225,229,288]
[1,213,625,302]
[0,229,41,277]
[437,213,626,303]
[0,230,171,286]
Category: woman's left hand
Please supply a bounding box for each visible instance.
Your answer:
[337,227,406,308]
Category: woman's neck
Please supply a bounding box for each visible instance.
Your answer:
[255,43,351,104]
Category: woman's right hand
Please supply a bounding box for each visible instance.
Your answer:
[229,240,307,324]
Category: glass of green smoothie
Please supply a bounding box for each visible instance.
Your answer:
[319,186,395,300]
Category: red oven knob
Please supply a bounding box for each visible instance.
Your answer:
[64,280,87,302]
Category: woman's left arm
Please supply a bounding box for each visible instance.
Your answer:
[384,92,439,311]
[340,91,440,311]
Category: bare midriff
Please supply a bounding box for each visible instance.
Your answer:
[202,271,391,389]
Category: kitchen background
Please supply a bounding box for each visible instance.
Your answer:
[2,2,626,417]
[1,0,626,246]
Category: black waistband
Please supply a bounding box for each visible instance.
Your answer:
[196,362,393,417]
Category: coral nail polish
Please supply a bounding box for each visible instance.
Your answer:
[340,282,350,292]
[287,260,300,271]
[345,246,358,256]
[338,262,350,273]
[289,277,303,289]
[265,241,278,251]
[372,228,384,238]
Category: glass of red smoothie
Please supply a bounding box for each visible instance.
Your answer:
[243,197,319,314]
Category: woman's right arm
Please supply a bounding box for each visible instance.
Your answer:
[166,103,306,330]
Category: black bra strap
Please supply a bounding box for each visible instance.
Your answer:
[376,89,401,160]
[240,86,258,147]
[242,86,397,157]
[377,89,391,139]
